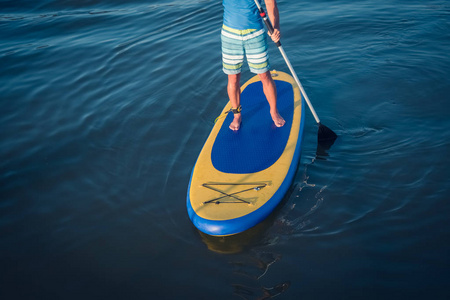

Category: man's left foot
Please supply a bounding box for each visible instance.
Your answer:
[229,113,241,131]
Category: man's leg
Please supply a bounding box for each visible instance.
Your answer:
[259,71,285,127]
[222,25,245,131]
[228,73,241,131]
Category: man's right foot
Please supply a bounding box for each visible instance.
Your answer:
[271,111,285,127]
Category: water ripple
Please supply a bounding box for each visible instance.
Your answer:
[1,1,450,298]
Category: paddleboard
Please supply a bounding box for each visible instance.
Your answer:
[187,70,304,236]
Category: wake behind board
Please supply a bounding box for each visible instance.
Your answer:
[187,70,304,236]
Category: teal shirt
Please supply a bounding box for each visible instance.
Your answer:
[223,0,264,30]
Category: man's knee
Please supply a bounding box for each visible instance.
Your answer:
[228,73,241,87]
[258,71,272,82]
[258,71,275,87]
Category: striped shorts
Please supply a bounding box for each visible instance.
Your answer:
[221,25,270,75]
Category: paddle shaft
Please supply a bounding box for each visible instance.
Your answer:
[254,0,321,124]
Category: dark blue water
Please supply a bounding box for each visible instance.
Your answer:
[1,0,449,299]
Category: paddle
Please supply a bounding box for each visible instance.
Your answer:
[254,0,337,146]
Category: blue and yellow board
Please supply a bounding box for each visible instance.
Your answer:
[187,70,304,236]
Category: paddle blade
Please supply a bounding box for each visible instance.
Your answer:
[318,123,337,149]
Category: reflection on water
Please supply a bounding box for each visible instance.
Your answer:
[231,251,290,300]
[227,247,290,299]
[198,162,326,299]
[233,277,290,299]
[199,226,268,255]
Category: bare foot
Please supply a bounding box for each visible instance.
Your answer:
[229,113,242,131]
[271,111,285,127]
